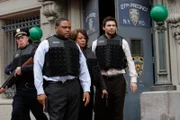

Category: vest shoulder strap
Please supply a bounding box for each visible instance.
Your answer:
[97,34,124,46]
[113,35,123,46]
[97,35,106,40]
[47,36,64,47]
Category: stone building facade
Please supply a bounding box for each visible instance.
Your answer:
[0,0,180,120]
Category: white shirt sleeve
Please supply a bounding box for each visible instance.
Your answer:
[122,39,138,83]
[76,44,91,92]
[33,40,49,95]
[92,39,97,53]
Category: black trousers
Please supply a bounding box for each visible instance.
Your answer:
[79,86,94,120]
[45,79,81,120]
[94,75,126,120]
[11,88,48,120]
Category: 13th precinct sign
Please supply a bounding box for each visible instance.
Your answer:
[118,2,151,28]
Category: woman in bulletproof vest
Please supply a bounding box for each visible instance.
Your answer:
[71,29,108,120]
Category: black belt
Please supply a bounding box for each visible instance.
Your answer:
[102,74,123,79]
[17,82,35,88]
[46,78,78,85]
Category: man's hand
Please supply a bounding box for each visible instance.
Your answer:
[130,82,137,94]
[83,92,90,107]
[101,89,108,98]
[14,67,22,77]
[37,94,47,109]
[0,86,8,94]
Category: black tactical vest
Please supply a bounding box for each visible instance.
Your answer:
[83,47,99,86]
[12,44,36,85]
[43,36,80,77]
[96,35,127,69]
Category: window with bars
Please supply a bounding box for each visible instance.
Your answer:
[1,15,40,98]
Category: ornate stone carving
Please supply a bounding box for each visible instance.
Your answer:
[0,0,8,3]
[171,23,180,43]
[166,0,180,23]
[38,0,52,2]
[166,0,180,43]
[156,22,166,32]
[38,0,64,3]
[40,1,64,22]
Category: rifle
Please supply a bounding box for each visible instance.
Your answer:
[0,57,34,89]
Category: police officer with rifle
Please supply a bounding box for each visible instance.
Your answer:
[0,28,48,120]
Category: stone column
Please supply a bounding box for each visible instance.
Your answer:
[166,0,180,90]
[38,0,66,38]
[68,0,81,30]
[0,20,13,120]
[0,20,14,99]
[0,20,6,99]
[0,20,5,88]
[140,1,180,119]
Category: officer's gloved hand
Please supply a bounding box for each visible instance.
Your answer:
[5,68,12,75]
[0,86,8,94]
[14,67,22,77]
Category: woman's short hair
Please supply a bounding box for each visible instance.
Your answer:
[71,29,89,47]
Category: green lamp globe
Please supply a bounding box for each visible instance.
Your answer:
[29,26,43,41]
[150,4,168,22]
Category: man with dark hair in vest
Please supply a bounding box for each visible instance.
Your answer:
[92,16,138,120]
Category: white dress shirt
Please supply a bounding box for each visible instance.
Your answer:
[34,39,91,95]
[92,38,137,83]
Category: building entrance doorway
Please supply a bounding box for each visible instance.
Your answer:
[83,0,154,120]
[99,0,115,35]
